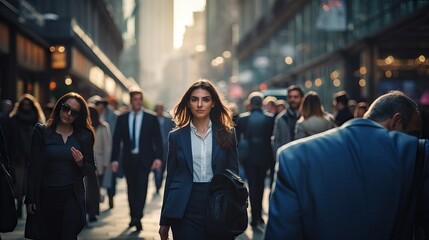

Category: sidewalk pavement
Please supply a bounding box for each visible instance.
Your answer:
[2,174,271,240]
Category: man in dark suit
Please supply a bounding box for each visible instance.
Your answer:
[265,91,428,239]
[111,90,163,231]
[152,103,174,195]
[236,92,275,230]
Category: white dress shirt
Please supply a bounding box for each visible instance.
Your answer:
[129,110,143,154]
[190,121,213,182]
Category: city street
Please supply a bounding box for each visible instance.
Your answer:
[2,174,270,240]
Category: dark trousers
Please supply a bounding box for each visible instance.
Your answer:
[40,185,83,240]
[172,183,217,240]
[171,183,234,240]
[125,154,150,221]
[107,172,117,197]
[153,166,165,192]
[244,165,267,224]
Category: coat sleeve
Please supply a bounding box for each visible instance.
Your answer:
[264,146,303,239]
[152,115,163,161]
[79,130,96,177]
[272,115,291,156]
[25,124,45,204]
[160,131,177,226]
[228,128,239,174]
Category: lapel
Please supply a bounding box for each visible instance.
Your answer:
[139,110,145,138]
[125,112,131,142]
[180,125,193,174]
[211,127,220,165]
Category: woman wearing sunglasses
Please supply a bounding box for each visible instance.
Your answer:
[25,92,95,240]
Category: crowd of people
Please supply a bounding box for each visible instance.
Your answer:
[0,80,428,239]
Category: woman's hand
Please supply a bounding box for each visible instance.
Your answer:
[71,147,84,167]
[159,225,170,240]
[26,203,37,215]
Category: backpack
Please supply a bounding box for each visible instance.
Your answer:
[206,169,249,237]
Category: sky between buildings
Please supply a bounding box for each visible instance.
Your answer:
[174,0,206,49]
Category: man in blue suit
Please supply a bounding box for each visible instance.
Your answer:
[111,90,163,231]
[265,91,428,239]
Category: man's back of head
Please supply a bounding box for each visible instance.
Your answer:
[248,92,264,109]
[364,91,421,137]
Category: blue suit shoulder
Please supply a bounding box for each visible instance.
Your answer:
[170,124,188,135]
[238,111,251,119]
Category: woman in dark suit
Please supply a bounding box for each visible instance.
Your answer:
[25,92,95,240]
[159,79,239,240]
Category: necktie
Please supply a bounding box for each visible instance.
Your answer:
[131,113,136,149]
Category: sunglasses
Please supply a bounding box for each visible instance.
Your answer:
[61,103,80,117]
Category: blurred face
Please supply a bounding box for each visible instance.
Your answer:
[131,93,143,112]
[60,98,81,125]
[265,102,276,114]
[155,105,164,116]
[287,90,303,111]
[189,88,214,121]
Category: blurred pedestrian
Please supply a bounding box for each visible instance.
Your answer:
[3,94,45,218]
[271,85,304,188]
[265,91,427,239]
[25,92,95,239]
[333,90,354,126]
[85,106,112,223]
[152,103,174,195]
[353,101,368,118]
[236,91,274,230]
[111,90,163,231]
[272,85,304,154]
[0,123,17,238]
[88,95,117,208]
[159,79,238,240]
[294,91,336,140]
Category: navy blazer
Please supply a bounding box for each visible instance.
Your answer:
[160,124,238,226]
[111,110,163,171]
[265,118,429,239]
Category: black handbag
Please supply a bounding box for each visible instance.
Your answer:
[0,161,17,232]
[206,169,248,237]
